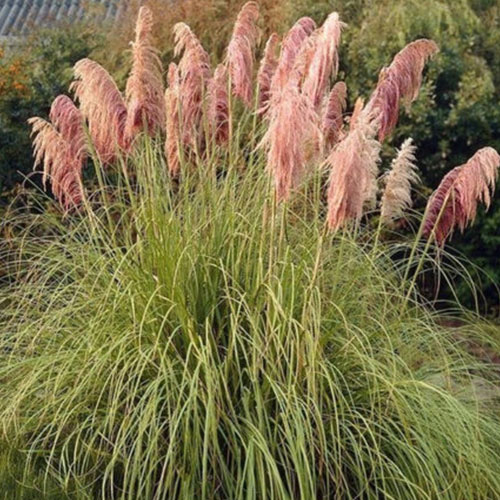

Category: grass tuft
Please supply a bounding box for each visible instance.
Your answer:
[1,139,500,499]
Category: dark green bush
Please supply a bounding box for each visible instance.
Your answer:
[0,24,102,201]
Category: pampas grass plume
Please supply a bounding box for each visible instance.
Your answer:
[423,147,500,245]
[29,97,86,210]
[173,22,211,147]
[207,63,230,145]
[125,6,165,142]
[366,39,438,141]
[49,95,87,164]
[261,80,321,201]
[165,63,182,176]
[327,112,381,231]
[302,12,345,108]
[257,32,279,112]
[71,58,128,164]
[226,1,260,107]
[270,17,316,99]
[322,81,347,150]
[380,138,419,224]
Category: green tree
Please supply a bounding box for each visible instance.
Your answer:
[0,24,102,200]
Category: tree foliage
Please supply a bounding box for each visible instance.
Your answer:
[0,25,102,200]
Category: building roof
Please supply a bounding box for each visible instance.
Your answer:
[0,0,124,40]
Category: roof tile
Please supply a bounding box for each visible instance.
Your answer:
[0,0,122,38]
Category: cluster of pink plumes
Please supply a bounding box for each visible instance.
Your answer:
[30,2,500,246]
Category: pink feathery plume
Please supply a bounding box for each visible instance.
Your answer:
[423,147,500,246]
[71,58,128,164]
[349,97,365,131]
[256,33,279,112]
[125,6,165,143]
[225,1,260,107]
[326,111,381,231]
[261,79,321,201]
[322,81,347,150]
[207,63,229,145]
[365,39,438,141]
[173,22,211,147]
[165,63,181,176]
[288,28,319,86]
[29,116,84,210]
[49,95,87,163]
[302,12,345,108]
[269,17,316,99]
[380,138,419,224]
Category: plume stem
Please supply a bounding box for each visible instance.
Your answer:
[248,83,262,169]
[227,75,235,168]
[401,193,451,304]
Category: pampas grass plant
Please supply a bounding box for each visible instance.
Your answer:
[3,4,500,499]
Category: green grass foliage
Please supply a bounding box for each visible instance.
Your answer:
[1,136,500,498]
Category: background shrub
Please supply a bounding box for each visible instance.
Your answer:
[0,24,102,200]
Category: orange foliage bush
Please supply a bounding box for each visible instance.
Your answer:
[0,48,29,98]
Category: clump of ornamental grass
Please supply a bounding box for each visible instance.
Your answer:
[1,3,500,499]
[2,140,500,499]
[2,144,500,500]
